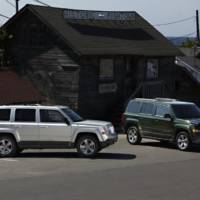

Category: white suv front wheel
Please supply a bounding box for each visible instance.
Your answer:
[76,135,99,158]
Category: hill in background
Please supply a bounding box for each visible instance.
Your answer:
[168,37,195,46]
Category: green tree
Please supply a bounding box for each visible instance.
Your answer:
[180,38,198,48]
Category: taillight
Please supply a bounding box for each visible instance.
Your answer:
[121,114,125,126]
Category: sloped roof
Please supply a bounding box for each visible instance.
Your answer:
[5,4,182,56]
[0,70,43,104]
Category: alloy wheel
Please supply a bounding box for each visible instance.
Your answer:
[177,133,189,150]
[0,138,13,156]
[79,138,96,156]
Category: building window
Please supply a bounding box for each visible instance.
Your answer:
[99,59,114,79]
[146,59,158,80]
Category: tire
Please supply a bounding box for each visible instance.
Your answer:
[176,132,190,151]
[76,135,100,158]
[0,135,17,157]
[127,125,142,145]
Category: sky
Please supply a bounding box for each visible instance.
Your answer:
[0,0,200,37]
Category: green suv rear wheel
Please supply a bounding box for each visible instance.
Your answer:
[127,126,142,145]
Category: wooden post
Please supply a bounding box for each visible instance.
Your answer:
[196,10,200,42]
[16,0,19,13]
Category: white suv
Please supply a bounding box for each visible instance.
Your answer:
[0,105,117,157]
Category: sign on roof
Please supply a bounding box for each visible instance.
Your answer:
[63,10,136,20]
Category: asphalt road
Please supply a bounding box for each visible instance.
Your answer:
[1,135,200,200]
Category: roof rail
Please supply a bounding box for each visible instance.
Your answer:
[155,98,176,102]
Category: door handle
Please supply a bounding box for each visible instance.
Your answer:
[40,126,49,128]
[14,125,21,128]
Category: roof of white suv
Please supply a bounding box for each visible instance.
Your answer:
[0,105,69,109]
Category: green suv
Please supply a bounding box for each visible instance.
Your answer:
[123,98,200,151]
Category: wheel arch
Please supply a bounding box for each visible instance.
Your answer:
[174,128,190,141]
[74,132,100,146]
[0,132,18,143]
[125,121,139,133]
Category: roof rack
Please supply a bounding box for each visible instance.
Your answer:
[155,98,176,102]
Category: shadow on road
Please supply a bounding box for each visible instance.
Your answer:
[142,141,200,153]
[93,153,136,160]
[18,152,136,160]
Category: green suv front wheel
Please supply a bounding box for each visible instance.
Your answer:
[127,126,142,145]
[176,132,190,151]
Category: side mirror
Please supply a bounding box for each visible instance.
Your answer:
[164,114,173,121]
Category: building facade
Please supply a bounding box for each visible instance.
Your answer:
[4,5,181,123]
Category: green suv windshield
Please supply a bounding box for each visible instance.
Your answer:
[171,104,200,119]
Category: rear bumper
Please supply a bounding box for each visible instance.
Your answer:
[100,134,118,148]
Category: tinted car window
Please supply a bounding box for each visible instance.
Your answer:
[172,104,200,119]
[61,108,83,122]
[0,109,11,121]
[126,101,141,114]
[15,109,36,122]
[140,102,155,115]
[40,110,66,123]
[156,105,171,117]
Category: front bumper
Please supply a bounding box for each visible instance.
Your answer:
[100,134,118,148]
[191,133,200,144]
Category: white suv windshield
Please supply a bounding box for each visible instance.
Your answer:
[62,108,83,122]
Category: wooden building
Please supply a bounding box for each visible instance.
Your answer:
[176,48,200,106]
[4,5,181,122]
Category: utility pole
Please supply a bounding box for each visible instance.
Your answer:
[196,10,200,42]
[15,0,19,13]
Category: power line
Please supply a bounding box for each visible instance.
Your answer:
[0,13,10,19]
[5,0,15,8]
[33,0,50,7]
[154,16,195,26]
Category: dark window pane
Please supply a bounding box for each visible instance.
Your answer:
[172,104,200,119]
[126,101,141,113]
[0,109,11,121]
[15,109,36,122]
[61,108,83,122]
[140,103,155,114]
[40,110,66,123]
[146,59,158,80]
[156,105,170,117]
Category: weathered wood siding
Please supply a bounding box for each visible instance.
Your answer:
[79,56,126,119]
[6,9,177,121]
[7,10,80,110]
[175,66,200,105]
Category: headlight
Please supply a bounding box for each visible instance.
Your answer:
[192,128,200,133]
[109,126,115,134]
[99,127,108,135]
